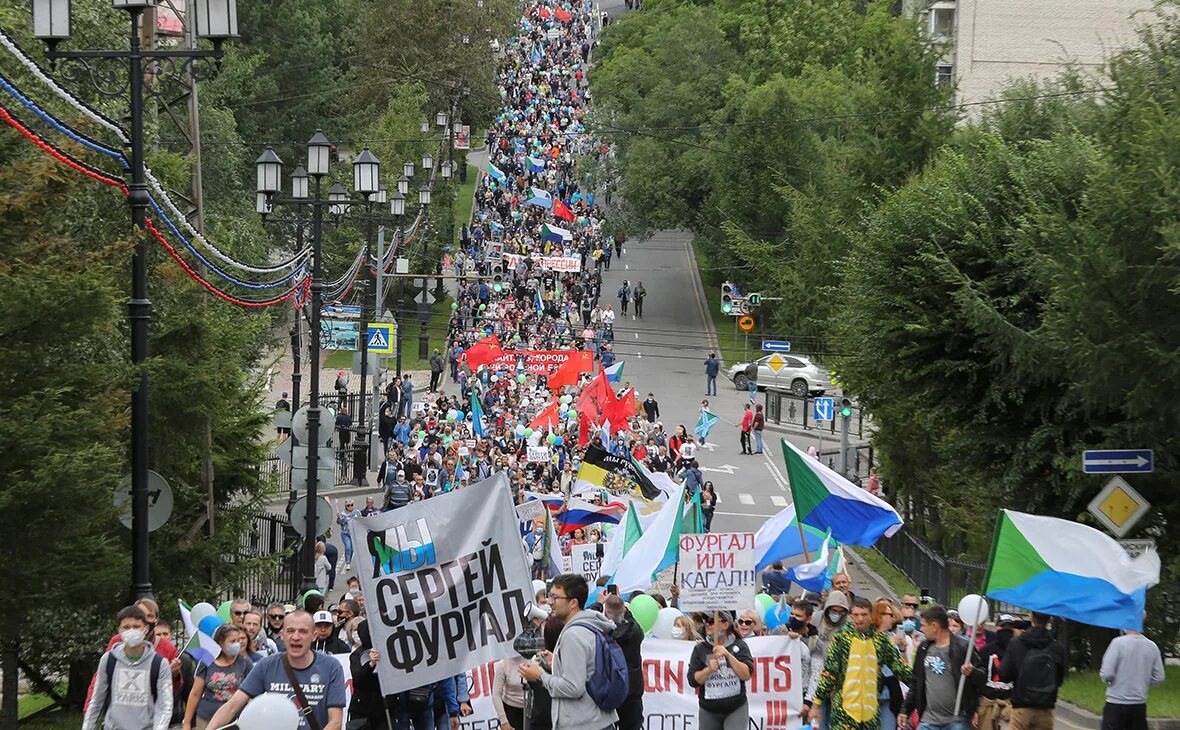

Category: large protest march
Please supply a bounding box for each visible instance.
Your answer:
[75,0,1166,728]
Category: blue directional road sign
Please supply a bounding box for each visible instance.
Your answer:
[761,340,792,352]
[813,397,834,422]
[1082,449,1153,474]
[366,323,396,355]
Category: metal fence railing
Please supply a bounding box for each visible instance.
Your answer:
[763,389,867,438]
[874,529,1019,611]
[230,511,300,607]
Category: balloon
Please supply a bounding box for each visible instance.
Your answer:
[515,425,526,437]
[447,410,458,422]
[524,428,534,438]
[629,594,660,633]
[566,409,578,420]
[755,593,775,614]
[494,283,503,293]
[650,607,683,639]
[216,600,233,623]
[418,430,427,439]
[451,302,458,311]
[491,375,500,382]
[554,436,564,446]
[189,602,217,626]
[545,433,556,445]
[517,374,527,383]
[559,403,569,414]
[560,394,572,404]
[198,614,224,637]
[957,594,990,627]
[479,304,487,311]
[531,579,547,596]
[237,692,302,730]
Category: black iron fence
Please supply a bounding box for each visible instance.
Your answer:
[230,511,300,606]
[874,529,1018,611]
[763,389,867,438]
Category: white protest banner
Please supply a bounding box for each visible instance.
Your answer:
[677,532,757,611]
[515,499,547,525]
[526,445,551,463]
[501,252,582,273]
[333,653,353,727]
[349,472,533,693]
[459,637,803,730]
[570,543,602,584]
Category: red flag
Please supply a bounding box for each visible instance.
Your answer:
[553,199,575,222]
[547,351,593,391]
[578,411,592,448]
[463,335,505,369]
[529,398,561,431]
[577,368,614,423]
[554,7,572,22]
[603,387,635,433]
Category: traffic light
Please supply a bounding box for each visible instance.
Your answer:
[840,397,853,419]
[721,281,742,316]
[748,292,762,306]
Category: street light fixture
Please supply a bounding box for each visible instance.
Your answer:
[255,192,272,215]
[329,183,350,216]
[422,152,433,171]
[255,145,283,194]
[452,120,463,135]
[440,160,453,179]
[193,0,239,39]
[31,0,236,602]
[420,119,430,134]
[307,130,332,177]
[397,174,409,196]
[436,111,447,127]
[419,184,432,206]
[403,160,415,178]
[390,192,406,217]
[291,165,309,199]
[375,183,388,206]
[352,146,381,196]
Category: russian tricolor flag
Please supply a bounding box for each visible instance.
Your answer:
[558,498,627,534]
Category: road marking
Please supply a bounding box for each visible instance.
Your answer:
[625,264,629,270]
[714,510,777,518]
[770,495,788,507]
[764,451,789,489]
[764,462,787,491]
[635,332,639,339]
[701,464,740,475]
[739,493,755,505]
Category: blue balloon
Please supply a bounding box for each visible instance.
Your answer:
[553,436,564,446]
[198,614,224,637]
[764,604,789,632]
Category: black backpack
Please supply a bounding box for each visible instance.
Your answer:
[1013,646,1059,706]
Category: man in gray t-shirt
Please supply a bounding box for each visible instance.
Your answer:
[901,605,980,730]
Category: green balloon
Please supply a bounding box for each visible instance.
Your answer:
[523,428,534,438]
[418,430,427,439]
[216,600,234,622]
[560,394,572,404]
[629,594,660,633]
[447,413,457,422]
[494,283,503,293]
[451,302,458,310]
[517,374,527,383]
[755,593,776,614]
[546,433,557,445]
[479,304,487,311]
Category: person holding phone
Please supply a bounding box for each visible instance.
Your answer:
[687,611,756,730]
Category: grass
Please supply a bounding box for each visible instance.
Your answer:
[691,239,757,366]
[453,164,479,236]
[851,545,920,598]
[19,709,79,730]
[1059,670,1180,717]
[318,292,455,375]
[18,688,63,720]
[324,349,353,370]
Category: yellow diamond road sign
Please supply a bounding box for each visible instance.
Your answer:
[766,352,787,372]
[1087,476,1150,538]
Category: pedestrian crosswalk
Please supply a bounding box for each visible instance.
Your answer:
[726,493,792,509]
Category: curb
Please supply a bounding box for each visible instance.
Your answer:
[843,547,897,602]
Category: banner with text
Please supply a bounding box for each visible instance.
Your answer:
[501,252,582,273]
[526,446,551,463]
[677,532,756,611]
[488,349,591,374]
[569,543,603,584]
[350,472,533,693]
[459,637,803,730]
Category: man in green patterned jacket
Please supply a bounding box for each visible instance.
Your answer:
[809,596,912,730]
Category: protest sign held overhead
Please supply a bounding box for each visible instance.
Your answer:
[569,543,603,584]
[677,532,757,611]
[349,472,533,693]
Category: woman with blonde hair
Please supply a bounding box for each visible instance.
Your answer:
[872,597,905,730]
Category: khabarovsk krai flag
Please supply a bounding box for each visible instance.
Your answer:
[781,438,902,546]
[982,510,1160,631]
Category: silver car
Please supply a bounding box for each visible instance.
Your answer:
[726,354,832,397]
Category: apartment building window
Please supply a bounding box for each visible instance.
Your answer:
[936,64,954,89]
[929,3,955,40]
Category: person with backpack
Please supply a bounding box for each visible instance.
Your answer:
[997,612,1067,730]
[82,605,173,730]
[687,610,756,730]
[603,595,645,730]
[518,573,625,730]
[182,624,253,730]
[617,280,631,316]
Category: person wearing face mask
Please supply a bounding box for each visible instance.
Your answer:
[672,615,700,641]
[687,611,756,730]
[82,605,173,730]
[84,598,181,715]
[603,595,646,730]
[182,624,253,730]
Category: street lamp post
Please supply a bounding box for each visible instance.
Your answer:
[31,0,237,601]
[351,148,381,485]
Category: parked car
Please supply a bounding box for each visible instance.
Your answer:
[726,354,832,397]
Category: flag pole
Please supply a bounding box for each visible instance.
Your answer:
[781,439,812,562]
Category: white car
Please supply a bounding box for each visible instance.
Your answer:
[726,354,832,397]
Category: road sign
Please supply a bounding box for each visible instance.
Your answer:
[766,352,788,373]
[367,323,396,355]
[1082,449,1153,474]
[761,340,791,352]
[1087,476,1150,538]
[288,495,333,538]
[738,314,756,332]
[292,405,338,447]
[737,299,753,315]
[290,446,337,494]
[813,397,834,422]
[114,470,174,532]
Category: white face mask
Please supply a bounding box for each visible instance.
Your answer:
[223,642,242,658]
[120,628,146,648]
[671,627,685,640]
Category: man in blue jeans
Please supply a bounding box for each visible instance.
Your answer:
[704,352,720,396]
[900,605,981,730]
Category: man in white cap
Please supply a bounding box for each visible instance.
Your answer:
[309,610,350,654]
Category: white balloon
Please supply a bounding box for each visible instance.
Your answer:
[650,607,683,639]
[532,579,548,596]
[957,594,990,627]
[189,602,216,625]
[237,692,301,730]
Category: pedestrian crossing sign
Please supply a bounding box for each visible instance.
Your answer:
[367,323,396,354]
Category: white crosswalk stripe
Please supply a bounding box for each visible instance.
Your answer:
[770,495,788,507]
[739,493,755,505]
